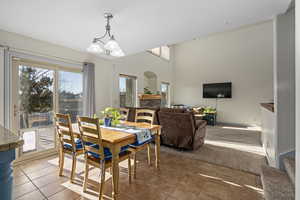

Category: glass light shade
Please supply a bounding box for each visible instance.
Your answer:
[111,49,125,57]
[104,37,120,51]
[87,42,103,53]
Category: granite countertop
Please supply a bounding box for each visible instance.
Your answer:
[261,103,274,112]
[0,125,24,152]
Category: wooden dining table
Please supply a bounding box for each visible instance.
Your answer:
[72,121,161,200]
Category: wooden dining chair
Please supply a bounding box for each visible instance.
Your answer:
[77,116,132,200]
[119,108,129,121]
[55,113,83,183]
[130,109,155,178]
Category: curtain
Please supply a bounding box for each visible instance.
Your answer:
[82,62,96,117]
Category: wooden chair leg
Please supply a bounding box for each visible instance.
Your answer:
[128,157,132,184]
[83,161,89,192]
[147,144,151,166]
[133,153,137,179]
[59,149,64,176]
[70,154,77,183]
[99,161,106,200]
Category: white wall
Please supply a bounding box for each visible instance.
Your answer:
[173,21,274,126]
[111,51,174,107]
[295,0,300,197]
[0,29,113,112]
[274,8,295,161]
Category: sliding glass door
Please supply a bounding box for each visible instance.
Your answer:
[12,57,82,158]
[58,71,83,123]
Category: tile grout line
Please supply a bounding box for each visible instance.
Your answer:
[19,168,49,200]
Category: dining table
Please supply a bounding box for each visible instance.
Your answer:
[72,121,161,200]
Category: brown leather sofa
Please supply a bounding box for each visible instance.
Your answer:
[125,107,206,150]
[158,108,207,150]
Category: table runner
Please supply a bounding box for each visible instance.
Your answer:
[100,125,152,145]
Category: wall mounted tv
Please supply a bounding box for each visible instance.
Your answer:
[203,82,232,98]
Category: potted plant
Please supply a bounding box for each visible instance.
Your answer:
[204,107,216,114]
[144,87,152,94]
[100,107,122,127]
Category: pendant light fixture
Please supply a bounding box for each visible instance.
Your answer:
[87,13,124,57]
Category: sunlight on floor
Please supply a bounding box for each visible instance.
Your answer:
[245,185,264,195]
[205,140,265,155]
[221,126,261,131]
[47,156,134,200]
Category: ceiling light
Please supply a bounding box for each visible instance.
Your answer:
[88,13,125,57]
[111,49,125,57]
[104,35,120,51]
[87,41,103,53]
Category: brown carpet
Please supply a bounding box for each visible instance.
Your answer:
[160,126,267,175]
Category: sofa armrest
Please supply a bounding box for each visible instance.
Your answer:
[192,120,207,150]
[195,120,207,129]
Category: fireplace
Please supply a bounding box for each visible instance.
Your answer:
[139,94,161,108]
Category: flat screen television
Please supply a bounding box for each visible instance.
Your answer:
[203,82,232,98]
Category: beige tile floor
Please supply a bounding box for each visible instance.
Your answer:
[13,149,264,200]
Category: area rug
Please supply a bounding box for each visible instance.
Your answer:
[160,126,267,175]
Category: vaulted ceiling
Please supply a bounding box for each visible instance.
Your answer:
[0,0,291,57]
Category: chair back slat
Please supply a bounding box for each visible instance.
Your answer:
[56,122,69,128]
[119,108,129,121]
[85,145,100,155]
[63,138,73,144]
[80,126,99,135]
[135,109,155,125]
[55,113,76,151]
[81,135,100,144]
[59,129,72,137]
[77,116,105,160]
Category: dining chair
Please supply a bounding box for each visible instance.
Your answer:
[119,108,129,121]
[77,116,132,200]
[130,109,155,178]
[55,113,83,183]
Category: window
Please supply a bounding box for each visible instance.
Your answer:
[150,47,160,57]
[161,82,170,107]
[149,46,170,60]
[161,46,170,60]
[119,74,137,107]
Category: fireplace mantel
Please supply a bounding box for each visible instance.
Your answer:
[139,94,161,100]
[139,94,161,108]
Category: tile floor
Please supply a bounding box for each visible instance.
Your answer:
[13,149,264,200]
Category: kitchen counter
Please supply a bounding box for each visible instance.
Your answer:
[0,125,23,200]
[0,125,23,151]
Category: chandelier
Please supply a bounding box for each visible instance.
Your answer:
[87,13,124,57]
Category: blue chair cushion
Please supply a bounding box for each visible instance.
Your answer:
[88,145,129,161]
[64,139,83,150]
[129,135,154,148]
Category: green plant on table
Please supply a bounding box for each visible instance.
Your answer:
[98,107,122,126]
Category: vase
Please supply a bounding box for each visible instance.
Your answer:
[104,117,112,127]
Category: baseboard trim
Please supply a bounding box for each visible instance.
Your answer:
[13,149,58,167]
[216,122,260,128]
